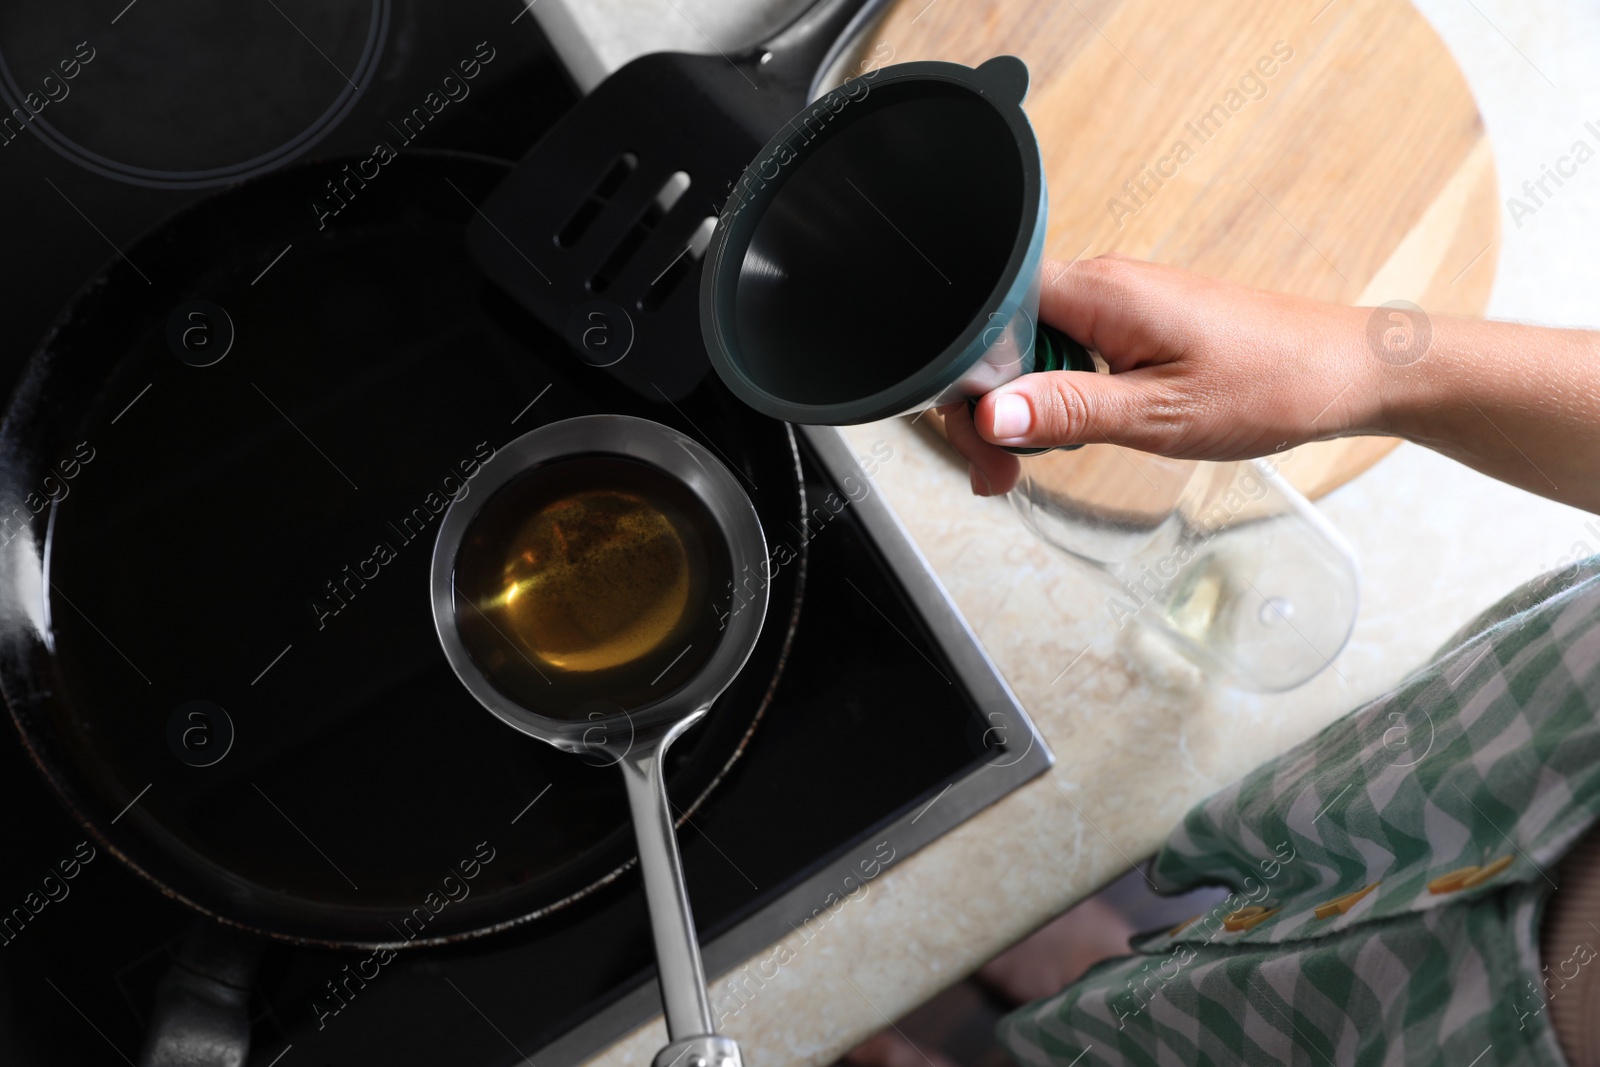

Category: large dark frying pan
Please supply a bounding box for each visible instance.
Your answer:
[0,0,910,953]
[0,149,803,947]
[0,4,892,1057]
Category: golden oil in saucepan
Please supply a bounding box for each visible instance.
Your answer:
[452,454,731,717]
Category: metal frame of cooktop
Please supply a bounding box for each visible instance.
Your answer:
[527,424,1054,1067]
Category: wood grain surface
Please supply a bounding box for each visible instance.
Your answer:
[858,0,1500,502]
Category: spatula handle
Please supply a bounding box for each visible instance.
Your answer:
[754,0,895,101]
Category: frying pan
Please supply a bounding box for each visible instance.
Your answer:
[0,149,805,947]
[0,152,804,1065]
[0,5,895,1060]
[0,0,913,950]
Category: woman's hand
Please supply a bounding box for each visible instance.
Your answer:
[942,255,1379,496]
[943,255,1600,514]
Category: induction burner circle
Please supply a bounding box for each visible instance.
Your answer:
[0,0,389,190]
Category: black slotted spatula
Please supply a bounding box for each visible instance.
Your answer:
[466,0,889,401]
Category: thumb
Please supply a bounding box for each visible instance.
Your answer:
[973,369,1158,451]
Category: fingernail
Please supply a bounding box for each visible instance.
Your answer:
[991,394,1032,439]
[969,464,989,496]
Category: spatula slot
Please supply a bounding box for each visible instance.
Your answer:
[589,171,692,295]
[557,152,638,249]
[642,216,717,313]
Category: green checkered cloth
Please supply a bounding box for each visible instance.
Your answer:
[1000,557,1600,1067]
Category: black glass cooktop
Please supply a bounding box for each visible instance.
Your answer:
[0,4,1044,1065]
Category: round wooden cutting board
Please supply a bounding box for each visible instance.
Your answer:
[859,0,1500,501]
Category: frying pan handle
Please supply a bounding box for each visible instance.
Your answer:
[137,919,265,1067]
[618,721,731,1052]
[751,0,895,102]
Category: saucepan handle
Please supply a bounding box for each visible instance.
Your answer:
[618,724,742,1067]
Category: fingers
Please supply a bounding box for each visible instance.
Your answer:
[963,255,1181,457]
[937,400,1021,496]
[1036,255,1191,373]
[1034,256,1118,354]
[973,368,1166,452]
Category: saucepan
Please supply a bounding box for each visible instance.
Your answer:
[431,413,767,1067]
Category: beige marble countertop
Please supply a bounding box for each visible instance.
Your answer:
[517,0,1600,1063]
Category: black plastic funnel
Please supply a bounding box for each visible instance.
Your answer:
[700,55,1090,426]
